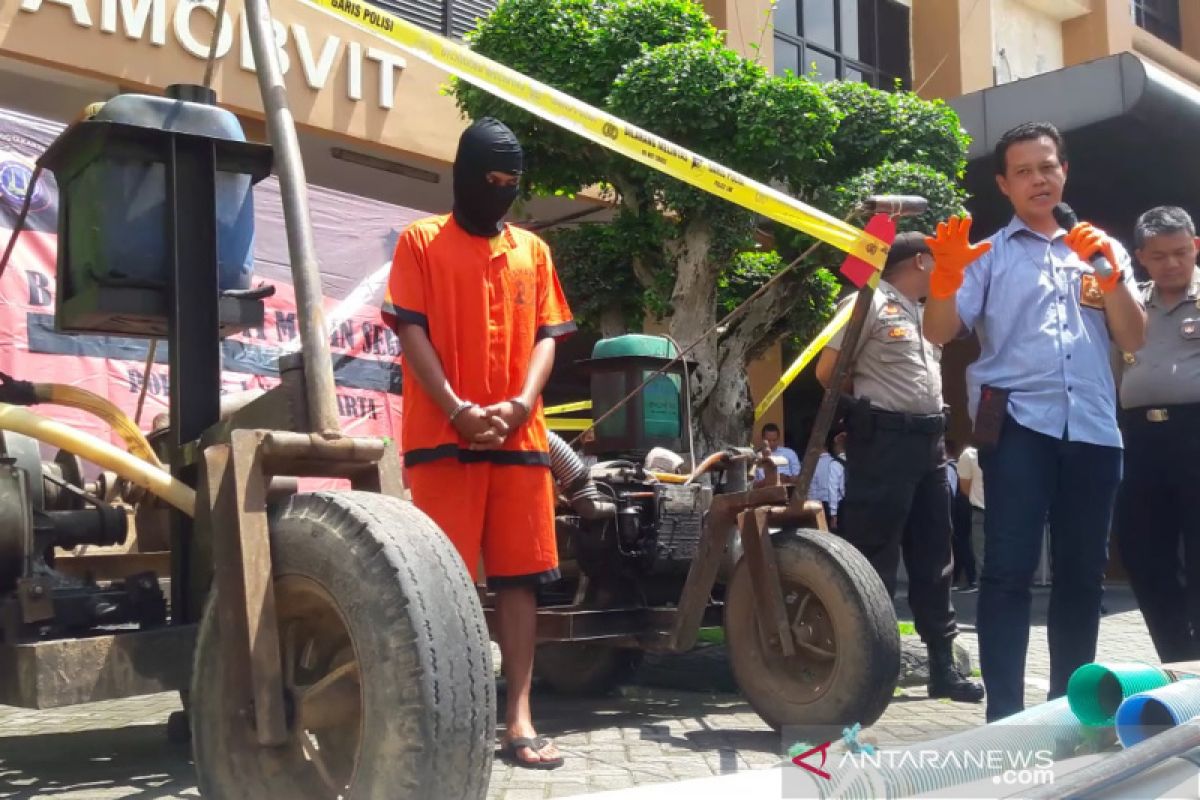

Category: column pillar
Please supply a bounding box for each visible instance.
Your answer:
[912,0,994,99]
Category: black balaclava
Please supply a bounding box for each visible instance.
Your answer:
[452,117,523,237]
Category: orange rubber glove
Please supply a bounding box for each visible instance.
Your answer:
[1063,222,1122,294]
[924,215,993,299]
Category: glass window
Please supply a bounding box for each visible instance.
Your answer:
[840,0,860,60]
[853,0,877,65]
[806,47,839,81]
[877,0,909,77]
[775,0,799,38]
[803,0,837,49]
[772,0,909,90]
[1132,0,1181,48]
[775,40,801,76]
[368,0,497,38]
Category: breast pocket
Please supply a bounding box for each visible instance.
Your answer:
[875,323,918,361]
[1180,317,1200,341]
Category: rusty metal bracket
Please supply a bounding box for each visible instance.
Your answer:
[197,426,406,748]
[668,485,788,653]
[788,285,876,517]
[739,507,795,657]
[201,431,287,747]
[16,577,53,624]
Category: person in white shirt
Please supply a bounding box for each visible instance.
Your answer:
[957,444,986,579]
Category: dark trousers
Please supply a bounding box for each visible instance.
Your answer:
[1115,406,1200,663]
[951,495,977,586]
[977,418,1121,722]
[839,413,957,645]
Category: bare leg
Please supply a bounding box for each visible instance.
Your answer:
[495,585,559,764]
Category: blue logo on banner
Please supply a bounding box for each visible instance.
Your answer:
[0,160,49,212]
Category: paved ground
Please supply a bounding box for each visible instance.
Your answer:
[0,585,1156,799]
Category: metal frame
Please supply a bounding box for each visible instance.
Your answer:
[200,427,403,747]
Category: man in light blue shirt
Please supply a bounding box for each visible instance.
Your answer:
[924,121,1146,722]
[811,430,846,530]
[754,422,800,484]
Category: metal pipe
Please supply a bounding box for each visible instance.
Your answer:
[242,0,341,435]
[1015,717,1200,800]
[201,0,228,90]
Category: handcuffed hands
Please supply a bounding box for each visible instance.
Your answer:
[452,404,508,449]
[924,215,993,299]
[1064,222,1122,294]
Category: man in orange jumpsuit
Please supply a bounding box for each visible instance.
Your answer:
[382,117,575,770]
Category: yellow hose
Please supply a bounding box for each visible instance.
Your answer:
[34,384,163,469]
[0,402,195,516]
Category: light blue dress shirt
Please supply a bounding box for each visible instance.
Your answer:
[955,216,1141,449]
[756,444,801,481]
[809,452,845,516]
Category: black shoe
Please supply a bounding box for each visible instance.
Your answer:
[927,640,985,703]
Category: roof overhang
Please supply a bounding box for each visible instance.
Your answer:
[949,52,1200,250]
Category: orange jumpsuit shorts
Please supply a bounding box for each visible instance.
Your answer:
[406,460,559,588]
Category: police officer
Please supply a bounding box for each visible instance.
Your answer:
[816,231,984,702]
[1115,205,1200,663]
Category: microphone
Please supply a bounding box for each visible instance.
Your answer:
[1053,203,1113,278]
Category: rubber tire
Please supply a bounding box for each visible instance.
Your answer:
[534,642,644,696]
[190,491,495,800]
[724,528,899,732]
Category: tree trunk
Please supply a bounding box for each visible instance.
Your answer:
[599,306,627,338]
[693,354,755,454]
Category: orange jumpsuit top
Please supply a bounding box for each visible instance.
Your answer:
[382,214,576,467]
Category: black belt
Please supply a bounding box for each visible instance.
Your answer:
[1120,402,1200,426]
[869,407,947,435]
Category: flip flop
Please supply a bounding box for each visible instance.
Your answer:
[500,736,565,770]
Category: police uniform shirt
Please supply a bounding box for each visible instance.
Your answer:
[828,280,943,415]
[1118,267,1200,409]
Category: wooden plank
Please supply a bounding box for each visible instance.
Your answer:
[0,626,195,709]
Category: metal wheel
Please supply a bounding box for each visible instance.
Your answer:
[276,575,364,795]
[724,528,899,731]
[191,491,495,800]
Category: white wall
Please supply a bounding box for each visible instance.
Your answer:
[991,0,1064,83]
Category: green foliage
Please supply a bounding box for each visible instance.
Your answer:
[453,0,721,194]
[735,74,840,190]
[719,249,783,315]
[544,210,670,330]
[819,160,968,235]
[784,267,841,348]
[610,41,765,163]
[822,81,970,181]
[452,0,971,418]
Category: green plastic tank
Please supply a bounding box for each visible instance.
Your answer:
[579,334,691,458]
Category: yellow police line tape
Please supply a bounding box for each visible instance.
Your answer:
[752,299,854,422]
[547,418,593,431]
[544,400,592,416]
[300,0,888,269]
[544,400,593,432]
